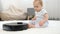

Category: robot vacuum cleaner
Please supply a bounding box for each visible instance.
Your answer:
[3,22,28,31]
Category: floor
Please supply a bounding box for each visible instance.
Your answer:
[0,20,60,34]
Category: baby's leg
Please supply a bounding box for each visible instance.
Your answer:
[28,23,35,28]
[28,20,35,28]
[35,21,49,28]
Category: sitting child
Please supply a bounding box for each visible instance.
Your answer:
[28,0,48,28]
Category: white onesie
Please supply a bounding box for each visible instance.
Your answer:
[30,8,48,28]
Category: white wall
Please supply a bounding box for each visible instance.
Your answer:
[1,0,34,12]
[45,0,60,18]
[0,0,2,11]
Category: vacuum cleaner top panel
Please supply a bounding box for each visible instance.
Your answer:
[4,22,27,25]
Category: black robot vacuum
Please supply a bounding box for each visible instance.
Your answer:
[3,22,28,31]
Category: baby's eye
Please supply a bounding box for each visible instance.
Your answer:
[34,6,38,8]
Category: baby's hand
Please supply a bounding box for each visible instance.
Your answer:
[32,16,36,21]
[39,20,44,26]
[32,18,36,20]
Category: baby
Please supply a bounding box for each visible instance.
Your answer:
[28,0,48,28]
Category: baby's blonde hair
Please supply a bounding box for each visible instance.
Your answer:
[33,0,43,6]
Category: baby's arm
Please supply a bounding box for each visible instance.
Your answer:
[39,13,48,26]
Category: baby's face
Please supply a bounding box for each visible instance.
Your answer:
[34,4,42,12]
[33,1,42,12]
